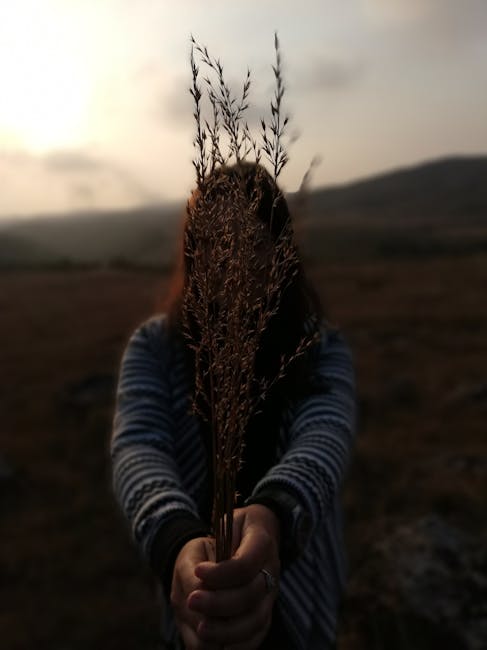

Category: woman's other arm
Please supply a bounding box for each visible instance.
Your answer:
[246,327,357,556]
[110,317,210,591]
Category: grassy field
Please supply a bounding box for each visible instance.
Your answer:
[1,252,486,649]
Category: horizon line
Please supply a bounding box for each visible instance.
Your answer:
[1,151,485,224]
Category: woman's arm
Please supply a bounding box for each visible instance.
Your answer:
[191,328,356,645]
[110,316,210,591]
[246,327,357,558]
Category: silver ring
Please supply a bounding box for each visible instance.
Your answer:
[260,568,278,593]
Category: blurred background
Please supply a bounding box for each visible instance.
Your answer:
[1,1,486,648]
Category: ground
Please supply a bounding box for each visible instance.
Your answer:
[1,254,486,649]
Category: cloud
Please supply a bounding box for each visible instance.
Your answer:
[363,0,432,23]
[0,150,36,166]
[43,151,161,203]
[427,0,487,46]
[160,75,272,131]
[44,151,102,172]
[0,149,102,173]
[106,164,162,205]
[161,80,193,126]
[292,56,365,93]
[71,182,98,205]
[0,148,162,208]
[363,0,487,45]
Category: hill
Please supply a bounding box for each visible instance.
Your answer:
[306,155,487,224]
[0,204,181,269]
[1,155,486,268]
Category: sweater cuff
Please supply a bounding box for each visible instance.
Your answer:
[149,513,211,598]
[245,485,307,568]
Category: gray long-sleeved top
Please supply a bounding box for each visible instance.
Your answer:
[110,313,357,648]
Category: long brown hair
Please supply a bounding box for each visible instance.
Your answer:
[161,162,326,501]
[166,163,322,336]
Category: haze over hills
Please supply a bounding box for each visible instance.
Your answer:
[307,156,487,224]
[1,155,486,268]
[0,204,182,268]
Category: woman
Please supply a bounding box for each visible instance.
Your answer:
[110,163,357,649]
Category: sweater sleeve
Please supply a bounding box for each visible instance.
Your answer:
[249,326,357,545]
[110,316,210,589]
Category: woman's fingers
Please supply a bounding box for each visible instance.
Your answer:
[178,621,220,650]
[171,537,220,648]
[225,620,272,650]
[195,527,270,589]
[188,570,265,618]
[195,597,272,646]
[187,507,280,647]
[195,505,280,591]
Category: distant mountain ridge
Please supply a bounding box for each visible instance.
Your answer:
[0,204,181,267]
[307,155,487,222]
[1,155,486,267]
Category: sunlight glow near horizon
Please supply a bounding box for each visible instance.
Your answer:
[0,2,95,152]
[0,0,486,219]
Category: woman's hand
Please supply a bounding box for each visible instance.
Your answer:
[188,505,281,650]
[171,537,219,650]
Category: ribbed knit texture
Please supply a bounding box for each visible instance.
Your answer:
[110,314,357,648]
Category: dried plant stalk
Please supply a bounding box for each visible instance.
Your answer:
[182,36,316,561]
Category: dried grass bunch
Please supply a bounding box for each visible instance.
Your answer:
[181,35,318,561]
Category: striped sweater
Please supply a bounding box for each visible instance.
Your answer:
[110,314,357,648]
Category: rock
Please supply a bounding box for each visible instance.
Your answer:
[415,452,487,480]
[444,381,487,407]
[342,515,487,649]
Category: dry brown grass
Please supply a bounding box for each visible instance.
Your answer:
[182,36,319,560]
[1,251,486,648]
[181,168,317,560]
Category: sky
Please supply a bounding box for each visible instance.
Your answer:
[0,0,486,219]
